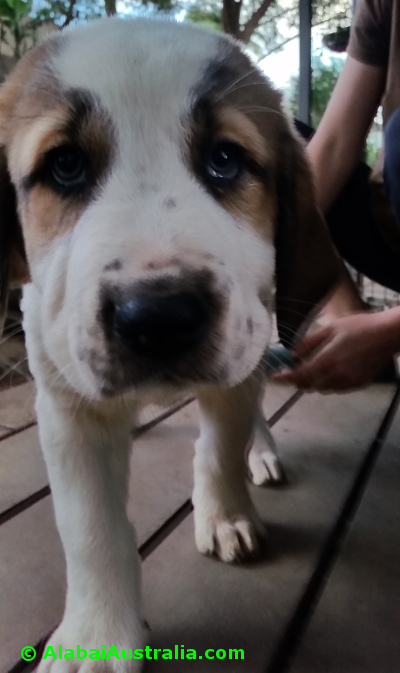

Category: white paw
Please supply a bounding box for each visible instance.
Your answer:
[247,413,284,486]
[195,509,266,563]
[36,620,146,673]
[247,445,283,486]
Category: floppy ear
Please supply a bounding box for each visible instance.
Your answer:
[274,132,342,348]
[0,146,28,334]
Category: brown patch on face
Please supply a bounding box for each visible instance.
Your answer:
[190,102,277,240]
[216,107,272,167]
[17,121,70,177]
[188,47,287,243]
[12,97,113,257]
[14,86,114,187]
[18,184,86,261]
[202,47,340,348]
[0,37,114,265]
[0,39,62,290]
[0,38,64,148]
[215,107,277,239]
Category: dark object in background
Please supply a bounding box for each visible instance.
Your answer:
[322,27,350,53]
[0,289,30,386]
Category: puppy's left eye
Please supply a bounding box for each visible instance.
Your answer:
[206,141,244,181]
[47,145,87,191]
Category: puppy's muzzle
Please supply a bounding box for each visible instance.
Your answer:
[109,290,209,360]
[99,273,222,391]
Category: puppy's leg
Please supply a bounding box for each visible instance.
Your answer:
[35,388,145,673]
[247,407,283,485]
[193,372,266,563]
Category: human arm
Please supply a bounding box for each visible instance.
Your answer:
[307,55,387,321]
[275,6,394,393]
[307,54,386,213]
[273,55,391,392]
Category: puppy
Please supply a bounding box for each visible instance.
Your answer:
[0,18,340,672]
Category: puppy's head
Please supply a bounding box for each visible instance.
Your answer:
[0,18,340,399]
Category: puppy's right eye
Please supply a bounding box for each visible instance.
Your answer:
[206,141,244,182]
[46,145,87,193]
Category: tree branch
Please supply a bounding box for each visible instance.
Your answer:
[257,13,349,61]
[240,0,276,43]
[104,0,117,17]
[222,0,242,38]
[257,34,298,61]
[61,0,77,27]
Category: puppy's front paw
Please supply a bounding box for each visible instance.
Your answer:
[247,444,283,485]
[194,508,266,563]
[36,619,146,673]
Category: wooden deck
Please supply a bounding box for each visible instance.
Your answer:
[1,379,400,673]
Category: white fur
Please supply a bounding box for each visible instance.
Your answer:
[6,18,283,672]
[248,409,283,485]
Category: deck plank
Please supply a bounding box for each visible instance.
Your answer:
[0,382,298,673]
[0,382,295,520]
[290,399,400,673]
[0,404,195,670]
[0,426,47,515]
[142,386,395,672]
[3,383,389,673]
[0,403,196,672]
[0,425,11,439]
[0,381,36,430]
[0,500,65,673]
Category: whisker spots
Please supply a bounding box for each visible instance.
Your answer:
[103,259,122,272]
[163,197,177,210]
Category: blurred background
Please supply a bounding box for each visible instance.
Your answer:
[0,0,383,169]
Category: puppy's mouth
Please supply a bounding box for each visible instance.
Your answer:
[96,272,225,395]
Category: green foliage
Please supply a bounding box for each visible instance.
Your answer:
[141,0,175,9]
[0,0,356,65]
[365,140,381,167]
[0,0,32,22]
[115,0,183,18]
[0,0,37,57]
[186,6,222,32]
[184,1,353,58]
[0,0,104,57]
[286,50,344,127]
[309,50,343,127]
[41,0,104,24]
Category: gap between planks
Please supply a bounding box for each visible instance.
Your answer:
[266,383,400,673]
[7,389,303,673]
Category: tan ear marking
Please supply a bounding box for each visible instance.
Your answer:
[0,148,29,336]
[274,132,341,347]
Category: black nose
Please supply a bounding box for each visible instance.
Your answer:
[108,291,210,360]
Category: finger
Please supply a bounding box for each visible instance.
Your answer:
[293,326,331,359]
[271,367,298,383]
[272,363,320,389]
[273,344,335,389]
[292,356,365,393]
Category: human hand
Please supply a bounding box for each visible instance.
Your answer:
[272,311,400,392]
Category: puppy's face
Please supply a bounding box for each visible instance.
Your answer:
[0,19,339,399]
